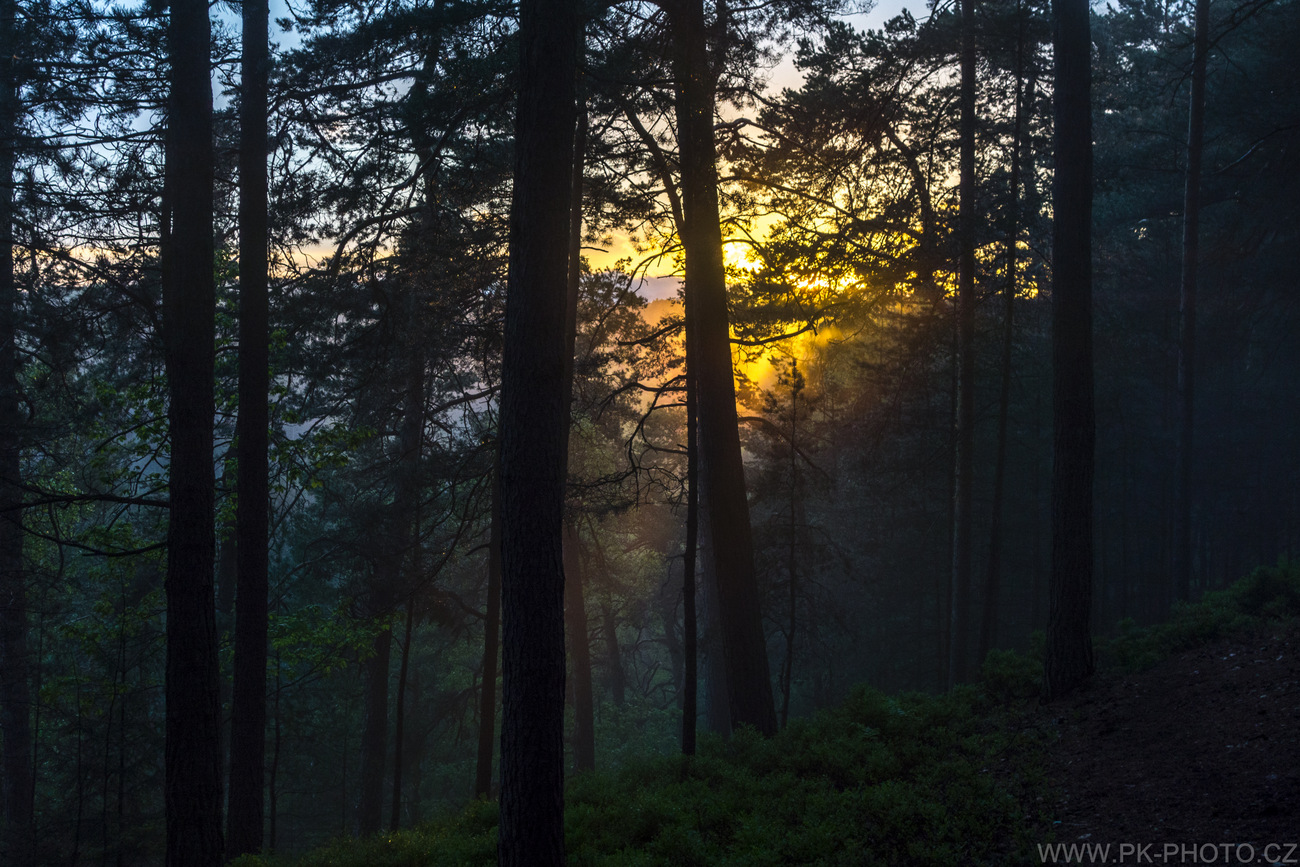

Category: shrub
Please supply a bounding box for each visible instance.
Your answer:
[1102,560,1300,672]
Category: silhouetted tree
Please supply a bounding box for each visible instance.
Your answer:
[0,0,34,858]
[226,0,271,854]
[668,0,777,737]
[1172,0,1209,604]
[1044,0,1095,700]
[496,0,579,862]
[949,0,978,688]
[162,0,224,859]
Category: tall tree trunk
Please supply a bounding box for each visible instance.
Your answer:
[215,453,237,627]
[163,0,223,860]
[658,581,685,705]
[670,0,776,737]
[359,283,424,836]
[356,608,393,836]
[601,606,625,707]
[700,506,730,736]
[1173,0,1209,604]
[979,3,1028,668]
[403,668,425,826]
[0,0,34,854]
[780,360,801,728]
[681,333,699,754]
[267,653,280,853]
[563,524,594,772]
[226,0,271,853]
[949,0,978,689]
[473,481,501,799]
[389,597,414,830]
[1045,0,1095,701]
[561,89,593,775]
[496,0,578,861]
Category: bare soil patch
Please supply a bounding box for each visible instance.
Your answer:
[1044,621,1300,855]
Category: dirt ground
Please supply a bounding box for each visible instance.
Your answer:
[1041,621,1300,862]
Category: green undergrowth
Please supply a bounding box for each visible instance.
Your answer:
[230,562,1300,867]
[1102,559,1300,672]
[233,684,1048,867]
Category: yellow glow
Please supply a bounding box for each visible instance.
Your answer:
[585,233,644,273]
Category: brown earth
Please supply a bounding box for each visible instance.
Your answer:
[1041,621,1300,863]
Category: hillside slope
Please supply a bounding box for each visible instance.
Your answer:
[1046,622,1299,854]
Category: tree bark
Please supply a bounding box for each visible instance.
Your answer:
[226,0,271,853]
[267,654,281,853]
[979,1,1028,667]
[699,505,731,736]
[563,524,594,772]
[670,0,776,738]
[356,609,392,836]
[601,605,625,708]
[0,0,34,855]
[473,480,501,799]
[949,0,978,689]
[496,0,578,861]
[1172,0,1209,604]
[560,83,592,775]
[162,0,223,859]
[389,597,414,830]
[780,360,801,728]
[1045,0,1095,701]
[359,279,424,836]
[681,328,699,754]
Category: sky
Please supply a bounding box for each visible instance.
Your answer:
[235,0,924,299]
[603,0,924,301]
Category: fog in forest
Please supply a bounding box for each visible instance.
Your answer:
[0,0,1296,862]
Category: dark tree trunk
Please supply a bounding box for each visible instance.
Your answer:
[561,85,592,775]
[496,0,578,861]
[215,453,237,627]
[359,283,424,837]
[389,597,414,830]
[699,507,730,736]
[0,1,34,855]
[658,581,685,705]
[681,331,699,754]
[563,524,594,772]
[403,668,426,826]
[1045,0,1095,701]
[883,126,939,299]
[267,655,281,853]
[620,79,695,748]
[949,0,978,689]
[473,481,501,799]
[980,3,1028,667]
[162,0,223,860]
[601,606,625,708]
[1173,0,1209,604]
[670,0,776,737]
[356,610,392,836]
[226,0,271,854]
[780,361,801,728]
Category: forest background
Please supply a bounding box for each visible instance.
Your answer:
[0,0,1297,860]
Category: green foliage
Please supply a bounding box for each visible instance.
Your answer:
[270,603,386,678]
[980,648,1043,705]
[1103,561,1300,672]
[252,686,1045,866]
[229,800,500,867]
[591,700,681,767]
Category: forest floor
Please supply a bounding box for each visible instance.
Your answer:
[1042,619,1300,861]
